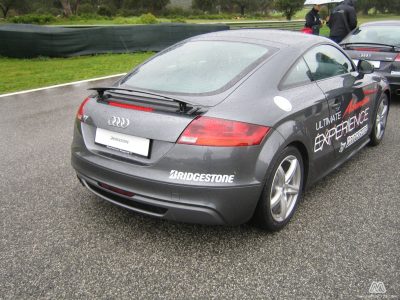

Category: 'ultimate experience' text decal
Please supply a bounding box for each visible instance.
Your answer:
[314,91,374,153]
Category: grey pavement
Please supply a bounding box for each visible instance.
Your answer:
[0,79,399,299]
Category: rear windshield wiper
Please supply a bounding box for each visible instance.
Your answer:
[89,86,199,112]
[340,42,399,51]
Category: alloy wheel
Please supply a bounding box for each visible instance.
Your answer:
[269,155,301,222]
[375,98,388,140]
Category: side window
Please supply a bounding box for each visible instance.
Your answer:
[304,45,354,81]
[281,58,312,89]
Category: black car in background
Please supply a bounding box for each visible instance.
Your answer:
[340,21,400,96]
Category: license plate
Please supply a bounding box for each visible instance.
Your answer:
[353,59,381,69]
[95,128,150,157]
[367,60,381,68]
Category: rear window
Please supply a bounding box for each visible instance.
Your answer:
[122,41,273,95]
[343,25,400,47]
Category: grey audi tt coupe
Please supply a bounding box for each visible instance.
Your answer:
[71,30,390,231]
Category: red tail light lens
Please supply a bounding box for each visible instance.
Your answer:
[354,47,380,52]
[108,101,153,112]
[395,54,400,62]
[178,117,269,147]
[77,97,90,121]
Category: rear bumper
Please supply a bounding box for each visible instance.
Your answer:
[72,152,262,226]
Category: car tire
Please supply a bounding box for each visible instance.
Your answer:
[369,93,389,146]
[254,146,304,231]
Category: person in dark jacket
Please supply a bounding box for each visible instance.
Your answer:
[305,5,322,35]
[327,0,357,43]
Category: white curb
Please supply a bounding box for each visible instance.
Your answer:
[0,73,127,98]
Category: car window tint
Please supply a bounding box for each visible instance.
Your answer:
[122,41,272,95]
[304,45,354,81]
[281,58,312,88]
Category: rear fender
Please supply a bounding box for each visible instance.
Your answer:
[257,120,313,189]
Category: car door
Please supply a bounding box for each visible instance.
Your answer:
[303,44,377,159]
[279,57,336,181]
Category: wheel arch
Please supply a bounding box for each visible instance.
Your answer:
[384,89,391,107]
[285,140,310,190]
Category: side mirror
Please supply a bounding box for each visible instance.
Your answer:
[357,60,374,75]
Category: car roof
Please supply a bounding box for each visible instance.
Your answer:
[188,29,330,50]
[361,20,400,27]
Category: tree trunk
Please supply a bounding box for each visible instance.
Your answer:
[0,3,10,18]
[72,0,80,15]
[60,0,73,17]
[240,5,245,16]
[286,9,293,21]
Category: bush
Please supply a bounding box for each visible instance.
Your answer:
[187,13,232,20]
[9,14,55,24]
[162,6,191,18]
[170,18,186,23]
[97,5,114,17]
[34,7,61,16]
[78,4,96,15]
[117,9,136,17]
[138,13,158,24]
[67,13,110,21]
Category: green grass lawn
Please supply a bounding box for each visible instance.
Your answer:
[0,52,153,94]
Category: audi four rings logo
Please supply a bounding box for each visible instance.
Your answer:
[360,53,371,58]
[108,116,130,128]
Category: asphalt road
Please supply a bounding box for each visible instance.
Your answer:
[0,79,399,299]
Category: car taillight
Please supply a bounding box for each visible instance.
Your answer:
[395,54,400,62]
[177,116,270,147]
[76,97,90,121]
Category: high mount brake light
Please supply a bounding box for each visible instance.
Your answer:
[178,116,270,147]
[354,47,380,52]
[108,101,153,112]
[77,97,90,121]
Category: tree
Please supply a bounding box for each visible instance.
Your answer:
[257,0,273,15]
[110,0,124,9]
[217,0,235,13]
[123,0,169,13]
[376,0,400,14]
[232,0,257,16]
[355,0,397,14]
[357,0,377,15]
[59,0,80,16]
[147,0,170,12]
[274,0,303,20]
[192,0,215,12]
[217,0,258,15]
[0,0,26,17]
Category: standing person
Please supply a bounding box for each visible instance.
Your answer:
[305,5,322,35]
[327,0,357,43]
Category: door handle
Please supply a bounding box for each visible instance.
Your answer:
[329,99,341,110]
[330,102,341,109]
